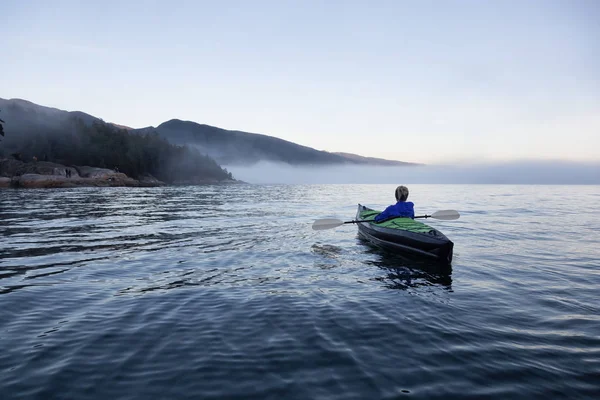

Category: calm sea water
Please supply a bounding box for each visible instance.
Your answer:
[1,184,599,399]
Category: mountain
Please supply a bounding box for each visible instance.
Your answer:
[1,97,420,169]
[0,98,234,183]
[135,119,419,166]
[134,120,352,166]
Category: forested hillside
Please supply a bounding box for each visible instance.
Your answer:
[0,98,233,183]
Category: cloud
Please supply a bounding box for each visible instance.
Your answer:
[225,160,600,184]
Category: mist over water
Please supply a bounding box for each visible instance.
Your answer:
[226,160,600,184]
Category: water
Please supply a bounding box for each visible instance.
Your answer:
[1,184,599,399]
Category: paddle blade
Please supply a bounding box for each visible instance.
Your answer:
[312,218,344,231]
[430,210,460,220]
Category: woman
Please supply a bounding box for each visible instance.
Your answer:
[374,185,415,222]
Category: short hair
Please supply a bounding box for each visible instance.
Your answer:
[395,185,409,202]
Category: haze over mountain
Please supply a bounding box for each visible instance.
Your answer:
[0,98,233,183]
[333,152,421,167]
[1,97,418,173]
[135,119,418,166]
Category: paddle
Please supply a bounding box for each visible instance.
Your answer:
[312,210,460,231]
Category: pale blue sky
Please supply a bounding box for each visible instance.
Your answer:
[2,0,598,163]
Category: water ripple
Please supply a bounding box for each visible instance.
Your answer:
[1,184,599,399]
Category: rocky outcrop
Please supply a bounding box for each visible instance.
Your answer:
[0,158,165,188]
[74,166,117,179]
[0,158,243,189]
[0,159,79,178]
[12,174,78,188]
[10,173,145,188]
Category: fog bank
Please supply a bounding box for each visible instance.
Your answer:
[225,161,600,184]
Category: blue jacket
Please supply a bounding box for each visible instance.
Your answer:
[374,201,415,222]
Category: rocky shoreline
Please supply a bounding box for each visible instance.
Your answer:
[0,158,243,188]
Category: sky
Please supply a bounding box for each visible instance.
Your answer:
[1,0,599,164]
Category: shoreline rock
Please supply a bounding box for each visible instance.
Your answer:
[10,173,144,188]
[0,158,242,188]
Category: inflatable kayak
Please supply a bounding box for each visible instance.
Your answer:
[356,204,454,264]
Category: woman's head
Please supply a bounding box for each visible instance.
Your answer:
[395,185,409,202]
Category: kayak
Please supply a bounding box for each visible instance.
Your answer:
[356,204,454,264]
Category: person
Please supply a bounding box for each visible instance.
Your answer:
[374,185,415,222]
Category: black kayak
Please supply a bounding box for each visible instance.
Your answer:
[356,204,454,264]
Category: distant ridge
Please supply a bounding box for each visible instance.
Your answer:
[132,119,352,166]
[135,119,420,167]
[332,152,422,166]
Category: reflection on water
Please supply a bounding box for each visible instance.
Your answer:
[1,185,599,399]
[311,243,343,270]
[357,236,453,291]
[309,237,453,292]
